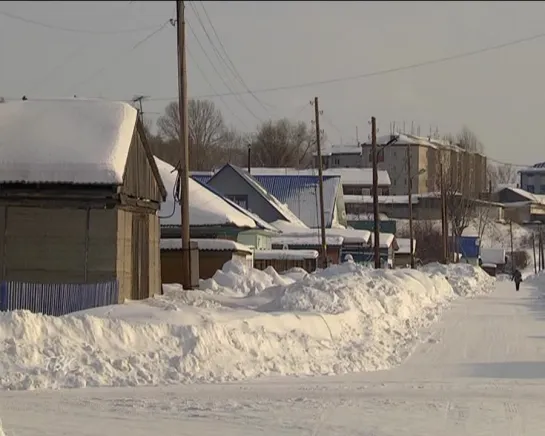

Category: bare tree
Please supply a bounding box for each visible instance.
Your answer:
[156,99,235,170]
[488,163,518,191]
[250,118,320,168]
[456,126,484,153]
[436,151,475,246]
[473,202,493,242]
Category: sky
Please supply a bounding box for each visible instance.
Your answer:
[1,1,545,167]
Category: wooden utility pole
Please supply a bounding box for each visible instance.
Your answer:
[439,162,447,264]
[314,97,328,268]
[247,143,251,174]
[533,232,537,274]
[371,117,381,269]
[176,0,192,289]
[509,220,514,273]
[132,95,148,119]
[407,143,415,269]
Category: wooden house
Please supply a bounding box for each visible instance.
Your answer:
[0,99,167,302]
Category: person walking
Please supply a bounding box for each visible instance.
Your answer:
[512,269,523,291]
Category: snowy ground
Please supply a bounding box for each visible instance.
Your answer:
[3,263,545,435]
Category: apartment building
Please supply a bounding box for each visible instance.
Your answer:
[316,134,487,196]
[519,162,545,194]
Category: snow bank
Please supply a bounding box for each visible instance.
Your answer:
[0,262,493,391]
[420,262,495,297]
[199,260,295,296]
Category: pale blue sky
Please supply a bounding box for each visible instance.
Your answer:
[2,1,545,166]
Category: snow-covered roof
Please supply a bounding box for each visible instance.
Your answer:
[0,99,138,184]
[214,165,307,227]
[271,221,372,245]
[248,167,391,187]
[344,195,419,205]
[396,238,416,254]
[161,238,253,254]
[319,133,484,157]
[254,249,319,260]
[369,232,397,249]
[500,187,545,204]
[272,235,345,247]
[155,158,257,229]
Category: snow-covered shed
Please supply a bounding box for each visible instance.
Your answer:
[0,99,167,302]
[161,238,253,281]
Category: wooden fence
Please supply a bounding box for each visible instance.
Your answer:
[0,281,119,316]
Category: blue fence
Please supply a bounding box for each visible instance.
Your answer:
[0,281,119,316]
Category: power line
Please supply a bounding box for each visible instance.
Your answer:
[67,20,171,93]
[0,10,165,35]
[192,0,274,113]
[186,18,263,124]
[187,46,250,130]
[144,28,545,101]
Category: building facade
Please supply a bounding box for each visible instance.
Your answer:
[316,134,488,197]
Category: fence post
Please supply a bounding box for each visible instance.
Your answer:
[0,282,7,311]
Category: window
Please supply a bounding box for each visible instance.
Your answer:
[227,194,248,209]
[334,158,340,165]
[540,185,545,194]
[527,185,535,193]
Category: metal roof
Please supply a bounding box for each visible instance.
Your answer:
[252,174,341,228]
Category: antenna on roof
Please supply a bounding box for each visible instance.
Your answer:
[417,125,421,136]
[411,121,415,135]
[403,121,406,134]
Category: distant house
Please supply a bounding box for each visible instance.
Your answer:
[156,158,278,243]
[244,167,391,196]
[518,162,545,194]
[200,165,345,228]
[494,187,545,223]
[0,99,167,302]
[202,164,308,226]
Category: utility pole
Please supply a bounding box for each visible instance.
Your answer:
[247,143,251,174]
[533,232,537,274]
[509,220,514,273]
[176,0,192,289]
[313,97,328,268]
[132,95,148,119]
[371,116,381,269]
[439,162,447,264]
[407,143,415,269]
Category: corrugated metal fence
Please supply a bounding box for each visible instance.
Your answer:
[0,281,119,316]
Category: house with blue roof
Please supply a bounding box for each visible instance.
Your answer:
[202,164,347,228]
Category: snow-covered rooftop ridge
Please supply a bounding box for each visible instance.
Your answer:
[272,234,345,247]
[248,167,391,186]
[500,186,545,204]
[161,238,253,253]
[272,223,372,245]
[0,98,138,185]
[396,238,416,254]
[254,249,319,260]
[344,194,419,205]
[320,133,485,156]
[155,158,257,229]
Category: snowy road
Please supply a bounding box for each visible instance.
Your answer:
[2,279,545,435]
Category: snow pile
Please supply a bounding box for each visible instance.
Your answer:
[0,419,5,436]
[0,262,492,391]
[420,262,495,297]
[199,260,295,295]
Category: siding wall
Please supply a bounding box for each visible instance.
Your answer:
[116,209,133,302]
[0,206,117,284]
[121,132,163,203]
